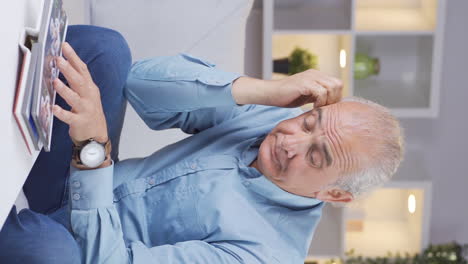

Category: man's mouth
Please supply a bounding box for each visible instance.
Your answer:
[272,135,282,170]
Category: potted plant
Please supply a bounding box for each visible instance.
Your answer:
[274,47,319,75]
[354,53,380,80]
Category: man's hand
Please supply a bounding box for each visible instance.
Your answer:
[232,69,343,108]
[52,42,109,144]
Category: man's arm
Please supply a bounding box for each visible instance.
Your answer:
[124,54,343,134]
[124,54,248,134]
[232,70,343,108]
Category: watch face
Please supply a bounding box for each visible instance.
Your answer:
[80,141,106,168]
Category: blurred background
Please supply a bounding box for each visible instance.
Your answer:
[62,0,468,262]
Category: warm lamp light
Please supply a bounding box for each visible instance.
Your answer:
[408,194,416,214]
[340,49,346,68]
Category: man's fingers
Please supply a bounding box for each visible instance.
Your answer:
[312,84,327,107]
[317,78,342,105]
[54,78,81,110]
[56,56,87,94]
[62,42,91,77]
[328,77,344,104]
[52,105,77,125]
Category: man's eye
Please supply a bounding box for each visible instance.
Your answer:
[309,149,323,168]
[303,116,315,132]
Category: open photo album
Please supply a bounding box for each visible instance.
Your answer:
[13,0,68,153]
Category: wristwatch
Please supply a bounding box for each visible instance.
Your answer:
[72,138,112,169]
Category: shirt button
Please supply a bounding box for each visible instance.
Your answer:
[73,181,81,188]
[190,163,197,170]
[73,193,81,201]
[148,178,155,185]
[244,181,251,186]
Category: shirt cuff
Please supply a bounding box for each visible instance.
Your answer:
[69,161,114,210]
[197,67,242,107]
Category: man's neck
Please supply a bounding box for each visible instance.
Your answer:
[249,159,258,170]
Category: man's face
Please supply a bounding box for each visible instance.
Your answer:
[254,102,370,200]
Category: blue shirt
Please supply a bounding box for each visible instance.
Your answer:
[61,54,324,264]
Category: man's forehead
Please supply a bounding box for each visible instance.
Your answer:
[302,102,372,131]
[319,101,374,125]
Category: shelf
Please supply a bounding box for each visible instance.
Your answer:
[353,35,433,110]
[274,0,352,31]
[344,185,430,257]
[272,33,353,99]
[356,31,434,36]
[355,0,438,32]
[308,204,344,258]
[275,30,352,35]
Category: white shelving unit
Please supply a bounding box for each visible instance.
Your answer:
[244,1,442,261]
[256,0,446,118]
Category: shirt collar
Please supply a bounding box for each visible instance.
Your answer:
[240,137,323,210]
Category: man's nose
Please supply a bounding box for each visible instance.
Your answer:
[281,135,310,159]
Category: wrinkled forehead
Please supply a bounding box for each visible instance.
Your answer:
[321,101,376,128]
[301,101,377,136]
[320,102,377,163]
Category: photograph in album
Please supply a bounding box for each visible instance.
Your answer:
[31,0,68,152]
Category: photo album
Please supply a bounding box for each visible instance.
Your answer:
[13,0,68,153]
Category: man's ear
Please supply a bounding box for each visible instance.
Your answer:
[315,188,354,203]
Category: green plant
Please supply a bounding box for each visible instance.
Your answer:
[288,47,319,75]
[420,243,468,264]
[311,242,468,264]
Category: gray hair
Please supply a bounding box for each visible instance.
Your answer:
[327,96,404,198]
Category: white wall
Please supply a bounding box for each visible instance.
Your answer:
[401,0,468,244]
[62,0,85,25]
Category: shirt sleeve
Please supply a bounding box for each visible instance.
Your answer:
[124,54,248,134]
[68,164,260,264]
